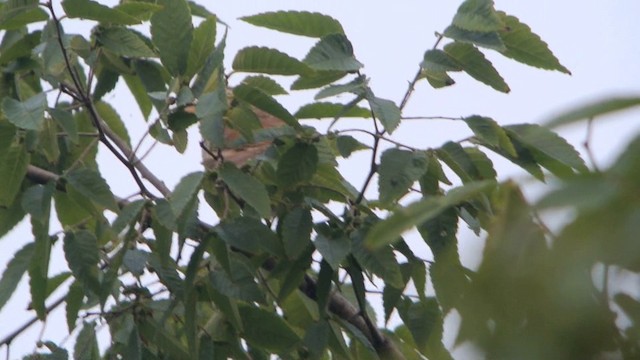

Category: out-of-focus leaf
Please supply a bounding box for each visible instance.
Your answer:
[241,11,344,38]
[74,322,100,360]
[295,102,370,119]
[186,15,216,77]
[64,230,100,293]
[48,107,79,143]
[65,281,84,332]
[65,168,119,212]
[352,227,404,288]
[303,34,363,72]
[29,217,51,319]
[314,224,351,270]
[0,242,34,312]
[233,46,309,75]
[21,183,54,224]
[238,304,301,353]
[0,1,48,30]
[0,143,29,206]
[546,96,640,128]
[62,0,140,25]
[2,92,46,130]
[367,95,401,134]
[335,135,369,158]
[215,217,281,256]
[281,207,313,260]
[291,70,346,90]
[378,148,428,205]
[150,0,193,75]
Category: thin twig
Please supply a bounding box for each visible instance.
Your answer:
[0,295,66,348]
[336,128,418,150]
[399,33,444,112]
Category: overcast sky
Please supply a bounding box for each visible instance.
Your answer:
[1,1,640,358]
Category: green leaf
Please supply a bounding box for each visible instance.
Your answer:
[215,217,281,256]
[365,180,496,249]
[0,143,29,206]
[233,84,298,127]
[74,322,100,360]
[291,70,346,90]
[378,148,428,205]
[0,1,48,30]
[397,298,451,358]
[241,11,344,38]
[0,30,41,64]
[314,224,351,270]
[437,141,482,182]
[0,242,33,312]
[29,216,51,319]
[451,0,504,32]
[123,249,149,277]
[113,2,162,21]
[444,42,509,93]
[210,266,264,303]
[169,171,204,218]
[0,192,26,239]
[443,25,505,51]
[186,16,216,77]
[505,124,587,173]
[498,11,570,74]
[112,199,146,234]
[335,135,369,158]
[48,107,79,143]
[281,207,313,260]
[303,34,363,72]
[95,101,131,147]
[219,163,271,218]
[238,304,301,353]
[2,92,46,130]
[423,70,456,89]
[150,0,193,75]
[367,95,401,134]
[240,76,288,96]
[62,0,140,25]
[276,143,319,187]
[96,26,156,58]
[464,115,516,156]
[233,46,309,75]
[421,49,463,73]
[197,89,227,148]
[352,229,404,288]
[21,184,54,224]
[65,281,84,332]
[65,168,119,212]
[295,102,370,119]
[123,74,153,120]
[546,96,640,128]
[64,230,100,292]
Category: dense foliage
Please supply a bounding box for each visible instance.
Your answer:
[1,0,640,359]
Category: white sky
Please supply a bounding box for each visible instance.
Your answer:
[1,1,640,358]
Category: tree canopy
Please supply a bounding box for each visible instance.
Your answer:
[1,0,640,359]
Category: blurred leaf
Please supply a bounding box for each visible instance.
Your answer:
[281,207,313,260]
[423,70,456,89]
[2,92,46,130]
[352,227,404,288]
[0,143,29,206]
[238,304,301,353]
[443,25,505,51]
[64,230,100,293]
[335,135,369,158]
[276,143,319,187]
[216,217,281,256]
[150,0,193,75]
[169,171,204,218]
[95,101,131,148]
[113,2,162,21]
[295,102,370,119]
[0,193,26,239]
[0,30,41,64]
[365,180,495,249]
[498,11,570,74]
[219,163,271,218]
[62,0,140,25]
[314,224,351,270]
[123,74,153,120]
[241,11,344,38]
[303,34,363,72]
[0,242,33,312]
[74,322,100,360]
[451,0,504,32]
[123,249,150,277]
[96,27,156,58]
[444,42,509,93]
[233,46,309,75]
[48,107,79,143]
[21,183,54,224]
[112,199,146,234]
[0,1,48,30]
[241,75,288,95]
[65,281,84,332]
[398,298,452,359]
[315,76,366,99]
[378,148,428,205]
[65,168,119,212]
[29,217,51,319]
[546,96,640,128]
[186,15,216,77]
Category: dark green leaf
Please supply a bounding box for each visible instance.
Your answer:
[303,34,363,72]
[233,84,298,127]
[64,230,100,292]
[219,163,271,218]
[216,217,281,256]
[276,143,319,187]
[96,26,156,58]
[93,68,119,101]
[241,75,288,95]
[238,304,301,353]
[437,141,481,182]
[241,11,344,38]
[352,229,404,288]
[443,25,505,51]
[423,70,456,89]
[65,281,84,332]
[0,1,48,30]
[197,89,227,148]
[0,193,26,239]
[150,0,193,75]
[29,217,51,319]
[291,70,346,90]
[281,207,313,260]
[123,74,153,120]
[451,0,504,32]
[546,96,640,128]
[498,11,570,74]
[210,266,264,303]
[62,0,140,24]
[464,115,516,156]
[398,298,451,358]
[186,15,216,77]
[365,180,496,249]
[444,42,509,93]
[295,102,370,119]
[0,242,33,312]
[2,92,46,130]
[314,224,350,270]
[74,322,100,360]
[112,200,146,234]
[421,49,463,73]
[21,183,54,224]
[0,143,29,206]
[335,135,369,158]
[123,249,150,276]
[65,168,119,212]
[169,171,204,218]
[367,95,401,133]
[95,101,131,148]
[48,107,79,143]
[233,46,309,75]
[314,76,366,99]
[378,148,428,205]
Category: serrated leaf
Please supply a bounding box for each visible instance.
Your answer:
[241,11,344,38]
[197,89,227,148]
[444,42,509,93]
[0,143,29,206]
[365,180,496,249]
[291,70,346,90]
[464,115,516,156]
[215,217,281,256]
[423,70,456,89]
[498,11,570,74]
[505,123,587,175]
[150,0,193,75]
[75,322,100,360]
[218,163,271,218]
[303,34,363,72]
[65,281,84,332]
[314,76,366,100]
[378,148,428,205]
[29,217,51,320]
[233,84,298,127]
[123,249,150,276]
[546,96,640,128]
[21,184,54,224]
[238,304,301,353]
[398,298,451,358]
[93,68,119,101]
[65,168,119,211]
[96,26,156,58]
[282,207,313,260]
[64,230,100,292]
[352,229,404,288]
[0,2,48,30]
[95,101,131,147]
[367,95,401,134]
[233,46,309,75]
[113,2,162,21]
[443,25,505,51]
[276,143,319,187]
[112,199,146,234]
[0,242,34,312]
[169,172,204,218]
[2,92,46,130]
[186,15,216,77]
[48,107,78,143]
[314,225,351,270]
[240,76,288,95]
[421,49,463,73]
[437,141,482,183]
[451,0,504,32]
[0,193,26,239]
[295,102,370,119]
[335,135,369,158]
[62,0,140,24]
